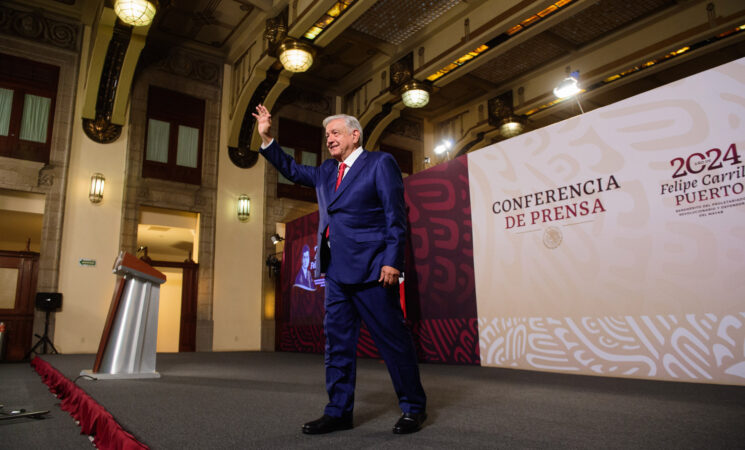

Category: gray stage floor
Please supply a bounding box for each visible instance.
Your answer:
[3,351,745,449]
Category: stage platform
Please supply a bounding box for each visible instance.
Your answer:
[2,351,744,449]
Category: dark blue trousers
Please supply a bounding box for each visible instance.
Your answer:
[323,276,426,418]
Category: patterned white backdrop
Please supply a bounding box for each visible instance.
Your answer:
[479,314,745,383]
[469,58,745,385]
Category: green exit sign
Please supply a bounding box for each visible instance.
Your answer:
[79,259,96,267]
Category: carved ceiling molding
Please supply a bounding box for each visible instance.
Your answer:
[82,116,122,144]
[263,8,288,56]
[389,52,413,93]
[487,91,514,128]
[0,3,80,51]
[276,85,333,115]
[82,22,130,144]
[152,47,222,86]
[387,117,423,142]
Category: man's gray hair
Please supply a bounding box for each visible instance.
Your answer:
[323,114,363,146]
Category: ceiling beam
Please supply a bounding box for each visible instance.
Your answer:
[330,0,487,94]
[313,0,379,47]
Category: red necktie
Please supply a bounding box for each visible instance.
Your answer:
[334,162,346,192]
[327,162,346,238]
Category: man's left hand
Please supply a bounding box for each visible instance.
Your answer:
[379,265,400,287]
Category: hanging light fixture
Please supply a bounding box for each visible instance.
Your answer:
[400,80,432,108]
[237,195,250,222]
[113,0,158,27]
[89,173,105,203]
[278,39,316,73]
[499,115,526,138]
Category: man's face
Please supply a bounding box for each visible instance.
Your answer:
[302,250,310,269]
[325,118,359,161]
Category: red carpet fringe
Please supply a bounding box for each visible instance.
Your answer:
[30,357,148,450]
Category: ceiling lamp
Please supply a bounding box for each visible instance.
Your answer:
[278,39,316,73]
[499,115,526,138]
[114,0,158,27]
[400,80,432,108]
[553,75,581,99]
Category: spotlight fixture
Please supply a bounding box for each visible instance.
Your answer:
[237,194,250,222]
[400,80,432,108]
[278,39,316,73]
[89,173,105,203]
[113,0,158,27]
[553,74,581,99]
[270,233,285,245]
[433,139,453,155]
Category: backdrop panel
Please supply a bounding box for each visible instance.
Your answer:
[469,58,745,384]
[276,210,382,358]
[404,157,480,364]
[276,157,480,364]
[276,212,325,353]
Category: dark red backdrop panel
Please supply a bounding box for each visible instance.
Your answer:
[275,155,479,364]
[403,155,479,364]
[276,212,325,353]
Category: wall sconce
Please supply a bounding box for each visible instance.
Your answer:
[400,80,432,108]
[278,39,316,72]
[89,173,105,203]
[237,194,250,222]
[270,233,285,245]
[114,0,158,26]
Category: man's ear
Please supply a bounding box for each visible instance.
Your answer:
[353,129,360,146]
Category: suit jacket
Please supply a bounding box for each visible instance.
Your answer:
[260,140,406,284]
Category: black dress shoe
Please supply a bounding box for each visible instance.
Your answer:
[392,411,427,434]
[302,414,353,434]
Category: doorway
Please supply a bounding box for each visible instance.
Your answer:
[145,261,198,352]
[137,206,199,352]
[0,189,44,360]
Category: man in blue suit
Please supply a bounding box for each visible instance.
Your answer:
[253,104,427,435]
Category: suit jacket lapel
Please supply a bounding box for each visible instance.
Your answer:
[325,161,338,200]
[330,150,368,205]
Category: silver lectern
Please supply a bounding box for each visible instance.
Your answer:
[82,251,166,379]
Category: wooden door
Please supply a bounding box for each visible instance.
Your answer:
[178,261,198,352]
[142,258,198,352]
[0,250,39,361]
